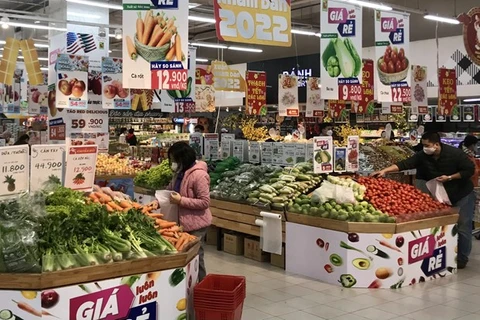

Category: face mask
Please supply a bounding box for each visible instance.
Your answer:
[423,147,436,155]
[171,162,179,172]
[326,130,333,136]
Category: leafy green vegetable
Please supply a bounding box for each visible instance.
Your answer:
[134,159,173,190]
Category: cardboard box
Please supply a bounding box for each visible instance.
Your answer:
[223,233,244,255]
[244,238,270,262]
[270,247,285,269]
[206,226,219,246]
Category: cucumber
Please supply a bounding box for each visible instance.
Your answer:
[271,203,285,210]
[259,193,274,201]
[259,197,272,204]
[259,185,276,194]
[0,310,13,320]
[296,174,311,181]
[272,196,286,203]
[249,191,260,198]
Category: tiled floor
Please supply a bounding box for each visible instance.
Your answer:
[204,240,480,320]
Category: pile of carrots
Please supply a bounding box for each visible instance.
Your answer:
[126,9,183,62]
[86,186,157,215]
[153,216,197,252]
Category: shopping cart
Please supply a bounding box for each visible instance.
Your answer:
[473,188,480,239]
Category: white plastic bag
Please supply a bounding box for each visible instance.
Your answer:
[312,181,356,204]
[426,179,452,205]
[155,190,179,223]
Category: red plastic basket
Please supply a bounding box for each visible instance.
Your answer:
[195,302,244,320]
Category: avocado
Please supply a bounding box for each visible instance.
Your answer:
[353,258,371,270]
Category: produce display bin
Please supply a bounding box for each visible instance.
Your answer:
[0,244,200,319]
[285,213,458,289]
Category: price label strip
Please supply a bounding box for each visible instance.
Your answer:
[0,145,29,196]
[151,61,188,90]
[30,145,65,192]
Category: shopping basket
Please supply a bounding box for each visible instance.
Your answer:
[194,274,246,320]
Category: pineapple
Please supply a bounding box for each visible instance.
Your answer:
[4,175,16,192]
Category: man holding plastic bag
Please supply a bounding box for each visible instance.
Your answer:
[372,132,475,269]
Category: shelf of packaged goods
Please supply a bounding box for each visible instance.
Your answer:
[0,243,200,290]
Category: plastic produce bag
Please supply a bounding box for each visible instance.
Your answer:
[426,179,451,205]
[155,190,179,223]
[312,181,356,204]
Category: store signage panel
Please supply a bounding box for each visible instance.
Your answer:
[352,59,374,114]
[410,65,427,114]
[212,61,246,92]
[64,145,98,192]
[214,0,292,47]
[306,77,324,117]
[102,57,131,109]
[56,54,89,109]
[0,145,29,197]
[320,0,363,100]
[30,145,65,192]
[437,68,458,117]
[278,74,299,117]
[246,71,267,115]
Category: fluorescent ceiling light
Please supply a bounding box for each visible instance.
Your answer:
[315,33,321,37]
[341,0,392,11]
[66,0,123,10]
[40,67,48,71]
[189,3,201,9]
[196,58,209,62]
[463,98,480,103]
[291,29,317,36]
[68,12,101,19]
[228,46,263,53]
[191,42,228,49]
[424,15,460,24]
[6,21,67,31]
[189,16,216,24]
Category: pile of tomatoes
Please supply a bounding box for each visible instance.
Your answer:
[378,45,408,74]
[357,177,450,219]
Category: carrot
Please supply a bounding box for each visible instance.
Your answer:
[175,233,189,250]
[161,231,175,237]
[108,201,123,212]
[132,202,142,209]
[136,12,144,43]
[96,192,112,204]
[165,16,176,30]
[148,24,162,46]
[105,204,114,212]
[125,36,137,61]
[12,300,42,317]
[162,236,177,244]
[158,221,177,229]
[88,193,98,201]
[119,200,133,209]
[42,310,60,319]
[162,225,181,233]
[144,9,151,26]
[175,33,182,61]
[148,213,164,218]
[376,239,402,253]
[142,207,153,214]
[165,45,176,61]
[157,29,175,47]
[142,10,156,45]
[147,201,159,210]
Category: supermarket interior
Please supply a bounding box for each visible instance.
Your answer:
[1,0,480,319]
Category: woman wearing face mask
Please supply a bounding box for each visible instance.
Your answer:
[459,135,480,187]
[167,142,212,281]
[320,124,333,136]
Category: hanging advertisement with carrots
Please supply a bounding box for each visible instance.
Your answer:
[122,0,189,90]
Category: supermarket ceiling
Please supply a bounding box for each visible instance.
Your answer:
[0,0,477,65]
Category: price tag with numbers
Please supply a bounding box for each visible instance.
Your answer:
[64,145,98,191]
[151,61,188,90]
[175,99,196,113]
[30,145,65,192]
[68,99,87,109]
[214,0,291,47]
[391,83,411,102]
[339,82,362,101]
[0,145,29,196]
[68,109,109,134]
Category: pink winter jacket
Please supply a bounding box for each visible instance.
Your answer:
[168,161,212,232]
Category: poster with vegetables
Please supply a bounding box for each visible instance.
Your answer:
[0,145,29,197]
[122,0,189,89]
[346,135,359,172]
[352,59,374,114]
[313,136,333,174]
[28,71,49,115]
[102,57,131,109]
[375,11,410,103]
[204,133,219,161]
[463,105,475,122]
[410,65,427,114]
[306,77,324,117]
[278,74,299,117]
[334,147,347,173]
[56,54,89,109]
[30,145,65,192]
[64,145,98,192]
[437,68,458,117]
[320,0,362,101]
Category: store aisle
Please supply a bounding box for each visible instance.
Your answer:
[204,242,480,320]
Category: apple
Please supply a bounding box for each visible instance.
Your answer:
[41,290,59,309]
[72,85,84,98]
[117,88,129,99]
[69,78,78,88]
[74,80,86,92]
[58,80,72,95]
[32,90,41,103]
[103,84,117,99]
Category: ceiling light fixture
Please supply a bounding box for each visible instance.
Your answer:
[424,14,460,24]
[114,28,122,40]
[6,21,67,32]
[66,0,123,10]
[228,46,263,53]
[40,67,48,71]
[191,42,228,49]
[68,12,101,19]
[196,58,209,62]
[291,29,317,36]
[1,17,10,29]
[189,3,201,9]
[463,98,480,103]
[188,16,216,24]
[340,0,392,11]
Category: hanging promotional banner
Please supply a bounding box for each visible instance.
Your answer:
[0,145,29,197]
[334,147,347,173]
[306,77,324,117]
[458,7,480,66]
[410,65,427,114]
[122,1,189,89]
[313,136,333,174]
[66,106,110,153]
[56,54,89,109]
[246,71,267,115]
[2,70,22,114]
[195,64,215,113]
[463,105,475,122]
[278,74,299,117]
[437,68,458,117]
[213,0,292,47]
[102,57,131,109]
[30,145,65,192]
[375,11,410,102]
[352,59,374,114]
[212,61,246,92]
[64,145,98,192]
[346,135,359,172]
[321,0,363,101]
[28,71,49,115]
[328,99,347,119]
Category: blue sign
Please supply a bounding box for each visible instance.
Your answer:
[151,0,178,9]
[389,28,404,45]
[150,61,183,70]
[421,246,446,277]
[127,301,157,320]
[337,20,356,37]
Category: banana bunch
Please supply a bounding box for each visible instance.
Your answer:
[240,118,269,141]
[334,124,362,146]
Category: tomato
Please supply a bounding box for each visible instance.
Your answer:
[401,59,408,71]
[387,61,395,74]
[392,46,398,54]
[384,53,391,64]
[399,48,405,60]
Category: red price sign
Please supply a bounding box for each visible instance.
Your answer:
[49,124,66,141]
[391,85,411,102]
[390,105,403,114]
[286,109,299,116]
[175,101,196,113]
[340,84,362,101]
[418,106,428,114]
[151,69,188,90]
[313,110,324,117]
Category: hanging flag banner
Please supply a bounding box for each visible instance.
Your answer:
[306,77,324,117]
[352,59,374,114]
[211,61,246,92]
[102,57,131,109]
[245,71,267,116]
[410,65,427,114]
[214,0,291,47]
[278,74,299,117]
[375,10,410,103]
[122,0,189,89]
[437,68,458,117]
[56,54,89,109]
[320,0,363,101]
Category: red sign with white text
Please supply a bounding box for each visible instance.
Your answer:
[151,69,188,90]
[352,59,374,114]
[246,71,267,115]
[175,100,195,113]
[437,68,457,116]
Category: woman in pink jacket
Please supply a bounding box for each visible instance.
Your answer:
[168,142,212,281]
